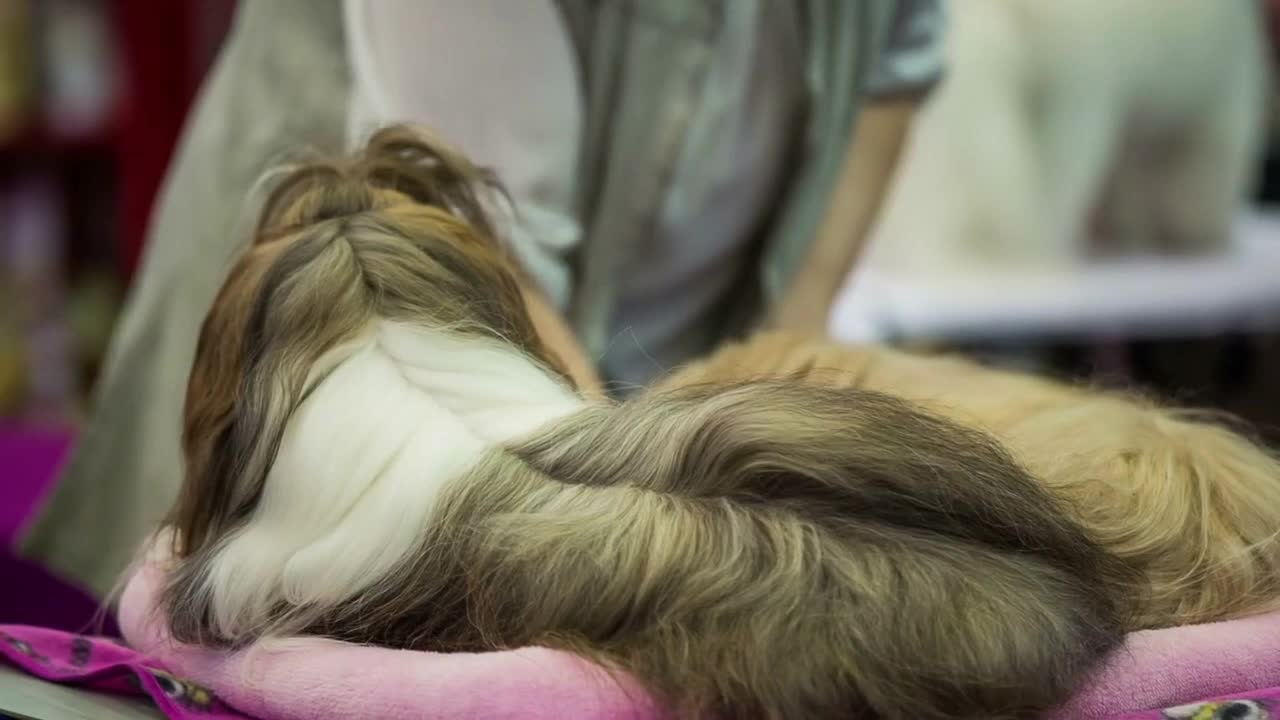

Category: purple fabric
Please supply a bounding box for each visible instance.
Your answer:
[0,423,71,544]
[0,554,118,635]
[0,625,249,719]
[0,425,113,634]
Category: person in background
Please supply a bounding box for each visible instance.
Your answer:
[21,0,945,596]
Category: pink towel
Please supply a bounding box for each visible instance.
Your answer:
[1049,608,1280,718]
[118,559,667,720]
[115,551,1280,720]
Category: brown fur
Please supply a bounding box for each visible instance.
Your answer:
[663,332,1280,629]
[160,126,1135,719]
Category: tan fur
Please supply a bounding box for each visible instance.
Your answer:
[663,332,1280,629]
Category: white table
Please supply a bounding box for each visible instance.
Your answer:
[830,211,1280,345]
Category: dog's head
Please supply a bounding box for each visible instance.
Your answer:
[166,126,581,643]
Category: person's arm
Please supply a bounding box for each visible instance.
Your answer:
[522,284,604,397]
[769,0,946,333]
[769,99,918,332]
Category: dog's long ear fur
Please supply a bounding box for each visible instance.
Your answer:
[164,126,1133,719]
[170,126,567,561]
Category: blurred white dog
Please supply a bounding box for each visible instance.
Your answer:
[866,0,1273,276]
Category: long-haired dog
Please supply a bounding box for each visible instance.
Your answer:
[866,0,1272,275]
[157,127,1135,719]
[665,333,1280,631]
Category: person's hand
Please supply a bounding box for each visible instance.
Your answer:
[767,284,837,334]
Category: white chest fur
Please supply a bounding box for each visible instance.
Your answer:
[200,322,584,637]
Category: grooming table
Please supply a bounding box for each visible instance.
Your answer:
[0,663,161,720]
[830,211,1280,345]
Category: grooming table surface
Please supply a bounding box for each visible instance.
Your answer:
[0,664,162,720]
[831,211,1280,344]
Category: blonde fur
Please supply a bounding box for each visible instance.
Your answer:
[159,127,1134,719]
[664,333,1280,629]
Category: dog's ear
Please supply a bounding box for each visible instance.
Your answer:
[174,240,287,557]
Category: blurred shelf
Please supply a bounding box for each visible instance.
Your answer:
[0,121,118,160]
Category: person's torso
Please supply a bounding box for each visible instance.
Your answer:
[343,0,803,387]
[343,0,585,309]
[602,0,802,385]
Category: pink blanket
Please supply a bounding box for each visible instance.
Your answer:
[117,559,666,720]
[5,553,1275,719]
[1051,608,1280,718]
[117,556,1280,719]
